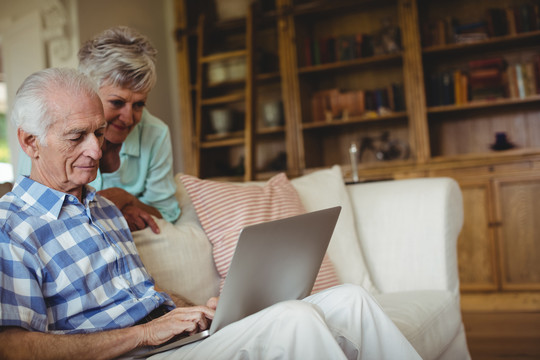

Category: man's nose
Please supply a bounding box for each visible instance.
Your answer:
[85,134,103,159]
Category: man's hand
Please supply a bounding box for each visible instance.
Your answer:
[139,306,216,346]
[122,204,160,233]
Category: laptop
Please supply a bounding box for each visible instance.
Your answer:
[137,206,341,358]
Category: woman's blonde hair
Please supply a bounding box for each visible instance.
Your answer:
[78,26,157,93]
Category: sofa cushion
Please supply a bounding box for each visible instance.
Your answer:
[291,165,378,294]
[374,290,462,360]
[180,172,341,294]
[132,177,220,305]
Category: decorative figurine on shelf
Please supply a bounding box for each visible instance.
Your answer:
[490,132,515,151]
[358,131,410,162]
[263,101,284,127]
[210,108,233,134]
[349,142,360,183]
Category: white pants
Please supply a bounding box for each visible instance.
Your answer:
[150,284,420,360]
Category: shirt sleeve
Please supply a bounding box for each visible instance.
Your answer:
[138,125,180,223]
[0,230,49,332]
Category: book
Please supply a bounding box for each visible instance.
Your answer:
[361,34,374,57]
[311,91,327,122]
[506,64,518,99]
[304,38,312,67]
[338,35,356,61]
[454,70,463,105]
[468,57,506,70]
[445,72,455,105]
[486,8,509,36]
[505,7,517,35]
[515,63,526,98]
[354,34,363,58]
[523,62,537,96]
[312,39,321,65]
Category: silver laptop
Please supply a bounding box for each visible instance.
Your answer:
[137,206,341,358]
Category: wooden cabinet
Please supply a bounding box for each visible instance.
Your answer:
[493,174,540,290]
[437,165,540,296]
[174,0,540,302]
[457,179,499,292]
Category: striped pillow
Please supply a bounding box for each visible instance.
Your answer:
[180,172,340,294]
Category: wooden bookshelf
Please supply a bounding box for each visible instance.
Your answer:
[174,0,540,303]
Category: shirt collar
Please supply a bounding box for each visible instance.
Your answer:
[12,175,97,219]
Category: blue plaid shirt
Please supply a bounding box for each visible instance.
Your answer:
[0,176,173,334]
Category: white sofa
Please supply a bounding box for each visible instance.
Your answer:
[132,166,471,359]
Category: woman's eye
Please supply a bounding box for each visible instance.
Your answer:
[133,101,146,110]
[110,100,124,108]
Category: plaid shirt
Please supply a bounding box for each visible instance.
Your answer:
[0,176,173,334]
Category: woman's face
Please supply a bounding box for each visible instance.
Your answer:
[98,84,148,144]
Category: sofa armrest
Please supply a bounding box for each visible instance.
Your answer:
[346,177,463,297]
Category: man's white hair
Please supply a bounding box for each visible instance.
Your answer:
[10,67,100,144]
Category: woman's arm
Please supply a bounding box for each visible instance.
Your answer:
[98,187,161,233]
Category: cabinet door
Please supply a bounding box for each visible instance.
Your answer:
[493,175,540,290]
[457,179,499,291]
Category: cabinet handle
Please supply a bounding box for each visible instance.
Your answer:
[488,221,502,227]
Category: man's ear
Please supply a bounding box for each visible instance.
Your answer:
[18,128,40,159]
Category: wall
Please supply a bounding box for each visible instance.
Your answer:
[0,0,184,173]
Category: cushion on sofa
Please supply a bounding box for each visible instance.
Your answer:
[180,172,341,294]
[374,290,462,360]
[132,178,220,305]
[291,165,378,294]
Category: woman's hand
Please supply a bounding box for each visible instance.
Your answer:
[122,204,160,234]
[97,187,162,233]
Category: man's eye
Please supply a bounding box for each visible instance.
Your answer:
[70,135,82,142]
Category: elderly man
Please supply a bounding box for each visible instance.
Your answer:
[0,68,420,359]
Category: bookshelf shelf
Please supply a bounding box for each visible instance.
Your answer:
[257,125,286,135]
[200,93,246,106]
[201,135,245,148]
[302,110,407,129]
[427,95,540,115]
[423,30,540,56]
[292,0,395,17]
[201,49,247,63]
[298,53,403,74]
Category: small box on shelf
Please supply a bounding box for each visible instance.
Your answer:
[310,84,405,123]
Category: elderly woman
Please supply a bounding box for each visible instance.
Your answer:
[17,26,180,233]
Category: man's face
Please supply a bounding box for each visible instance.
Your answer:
[31,93,107,195]
[98,84,148,145]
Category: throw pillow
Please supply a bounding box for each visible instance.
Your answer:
[291,165,378,294]
[132,176,220,305]
[180,172,341,294]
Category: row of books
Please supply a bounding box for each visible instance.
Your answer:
[422,4,540,47]
[427,56,540,107]
[303,23,401,66]
[310,84,405,122]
